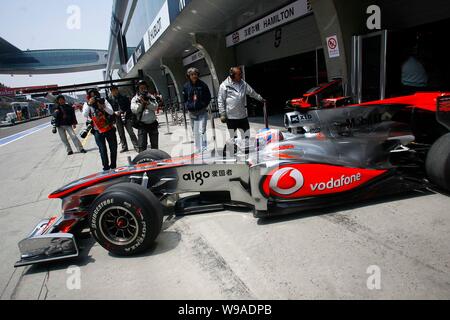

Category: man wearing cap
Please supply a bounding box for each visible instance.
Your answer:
[108,85,139,153]
[52,95,86,155]
[131,80,160,152]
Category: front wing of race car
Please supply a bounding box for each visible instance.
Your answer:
[15,217,79,267]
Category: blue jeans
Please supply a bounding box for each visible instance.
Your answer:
[190,111,208,152]
[93,128,118,171]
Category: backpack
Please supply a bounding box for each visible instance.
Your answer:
[131,107,145,129]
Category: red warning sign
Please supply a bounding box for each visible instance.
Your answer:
[326,35,340,58]
[328,37,337,49]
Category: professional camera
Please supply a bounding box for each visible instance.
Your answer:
[139,92,151,102]
[51,117,57,134]
[120,112,127,125]
[80,120,93,139]
[90,97,106,107]
[89,97,106,117]
[96,97,106,105]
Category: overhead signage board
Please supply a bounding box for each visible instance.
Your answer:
[134,40,146,63]
[145,1,171,51]
[126,55,135,74]
[129,0,170,74]
[172,0,192,18]
[128,0,195,74]
[225,0,311,47]
[0,88,15,97]
[182,50,205,66]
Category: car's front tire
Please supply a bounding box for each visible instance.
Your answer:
[132,149,171,165]
[89,183,163,256]
[426,133,450,192]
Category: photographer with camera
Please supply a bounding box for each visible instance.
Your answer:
[52,95,86,155]
[131,80,159,153]
[82,89,118,171]
[108,85,139,153]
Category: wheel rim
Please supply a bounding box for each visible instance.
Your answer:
[99,206,139,246]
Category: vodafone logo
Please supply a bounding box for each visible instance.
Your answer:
[263,164,386,199]
[311,173,362,191]
[269,167,304,195]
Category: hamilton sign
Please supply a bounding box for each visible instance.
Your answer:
[226,0,311,47]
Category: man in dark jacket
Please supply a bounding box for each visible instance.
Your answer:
[182,67,212,153]
[108,85,139,153]
[52,95,86,155]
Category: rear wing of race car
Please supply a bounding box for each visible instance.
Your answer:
[437,95,450,131]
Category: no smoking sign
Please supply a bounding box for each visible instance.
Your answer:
[328,38,337,49]
[326,35,340,58]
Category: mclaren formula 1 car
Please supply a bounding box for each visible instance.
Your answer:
[15,93,450,267]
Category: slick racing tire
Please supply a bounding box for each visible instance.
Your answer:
[426,133,450,192]
[89,183,164,256]
[132,149,171,165]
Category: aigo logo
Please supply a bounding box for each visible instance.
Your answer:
[269,167,304,195]
[263,164,387,199]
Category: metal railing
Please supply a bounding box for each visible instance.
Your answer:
[159,97,222,138]
[161,99,183,127]
[209,97,220,119]
[172,102,185,127]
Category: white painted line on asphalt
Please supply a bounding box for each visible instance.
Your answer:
[0,122,51,148]
[81,129,92,148]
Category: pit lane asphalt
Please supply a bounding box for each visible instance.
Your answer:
[0,112,449,299]
[0,116,52,140]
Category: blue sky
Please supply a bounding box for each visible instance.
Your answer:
[0,0,113,88]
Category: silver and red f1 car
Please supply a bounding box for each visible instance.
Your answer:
[15,92,450,267]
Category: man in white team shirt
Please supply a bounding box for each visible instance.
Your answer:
[218,66,266,151]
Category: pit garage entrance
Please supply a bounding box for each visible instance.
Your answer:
[246,48,327,116]
[352,2,450,103]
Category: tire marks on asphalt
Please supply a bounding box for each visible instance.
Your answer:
[0,268,17,300]
[321,212,450,277]
[175,220,254,299]
[2,266,27,300]
[37,270,50,300]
